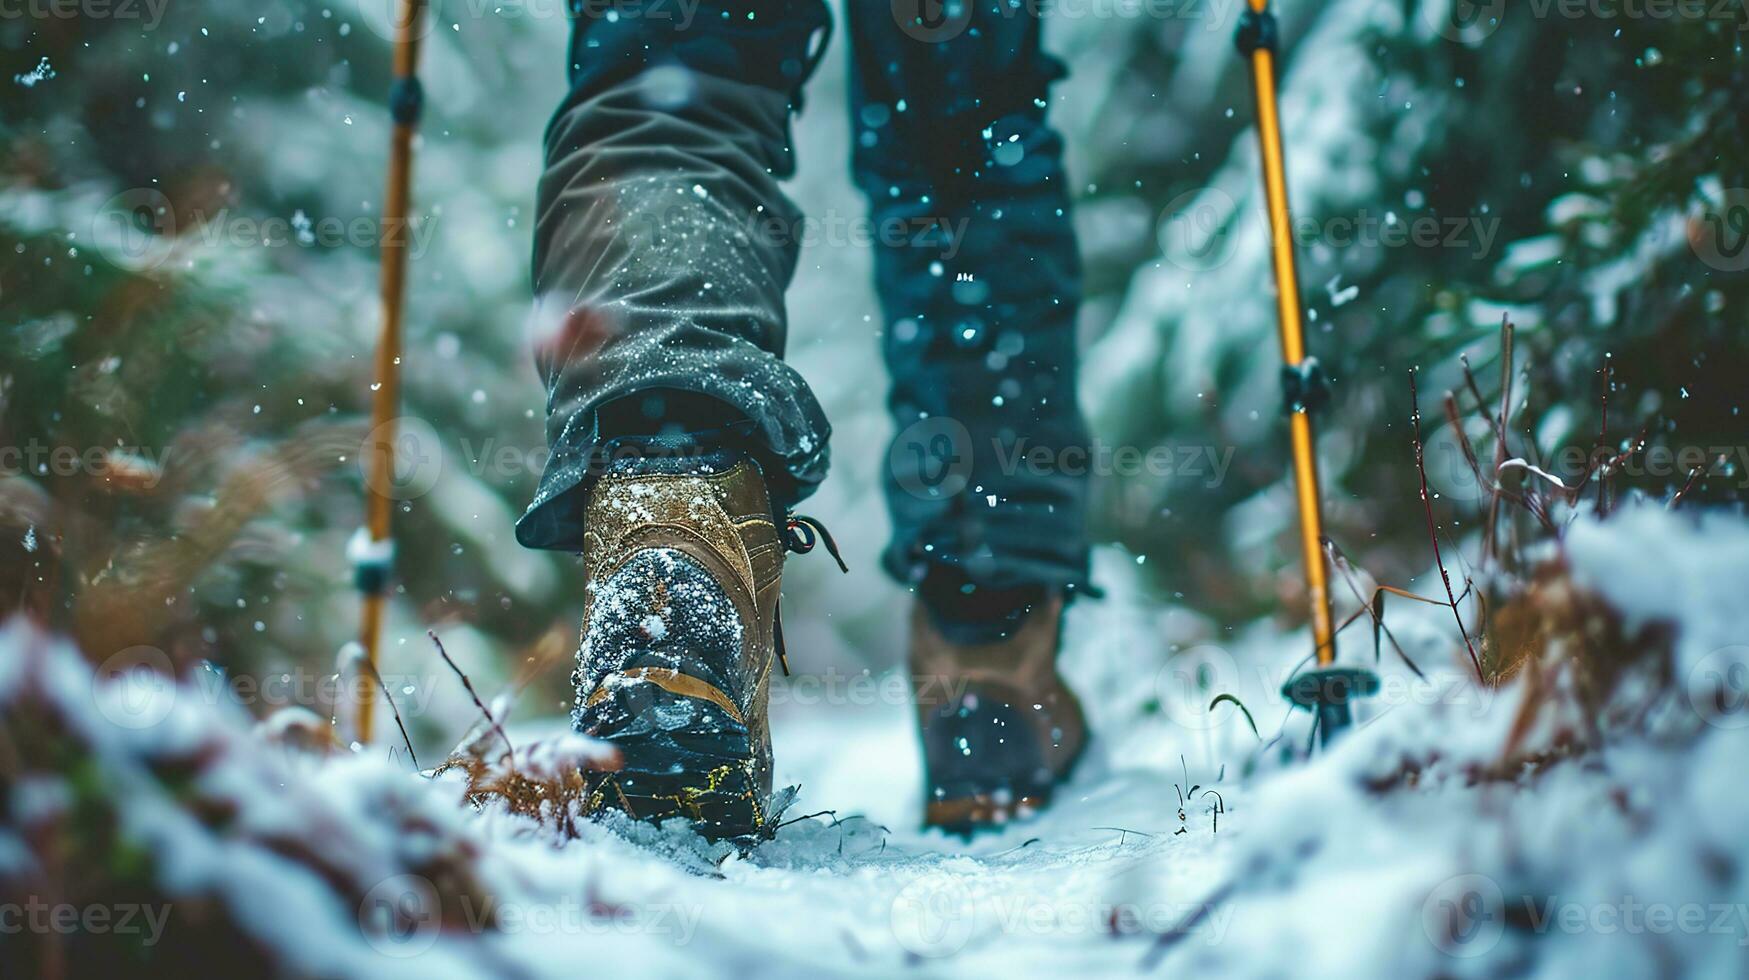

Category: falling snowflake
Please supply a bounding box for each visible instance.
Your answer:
[13,57,55,89]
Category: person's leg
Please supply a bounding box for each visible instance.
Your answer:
[848,1,1092,832]
[847,0,1092,601]
[518,0,834,551]
[525,1,836,840]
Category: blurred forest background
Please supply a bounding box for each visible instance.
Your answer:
[2,0,1745,753]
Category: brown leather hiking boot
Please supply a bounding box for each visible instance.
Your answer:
[572,451,796,840]
[911,594,1088,833]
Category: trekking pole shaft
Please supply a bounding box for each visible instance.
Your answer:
[358,0,427,744]
[1241,0,1337,665]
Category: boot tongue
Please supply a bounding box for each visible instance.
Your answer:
[919,566,1048,647]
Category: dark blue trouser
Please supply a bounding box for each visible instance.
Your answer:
[517,0,1091,592]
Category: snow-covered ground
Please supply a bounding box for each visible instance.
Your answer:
[8,507,1749,977]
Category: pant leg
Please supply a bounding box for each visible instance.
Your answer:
[517,0,834,551]
[847,0,1092,592]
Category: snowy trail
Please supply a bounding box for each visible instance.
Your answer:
[446,568,1244,978]
[441,514,1749,978]
[11,514,1749,977]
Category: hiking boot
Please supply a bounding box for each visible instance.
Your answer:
[910,586,1088,834]
[571,448,805,840]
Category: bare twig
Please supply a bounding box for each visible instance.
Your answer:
[429,630,515,765]
[1561,418,1650,508]
[1597,359,1611,513]
[1669,456,1721,510]
[1411,369,1484,679]
[1492,317,1515,558]
[776,809,840,830]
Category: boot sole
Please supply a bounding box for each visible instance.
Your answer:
[925,792,1053,836]
[581,671,769,841]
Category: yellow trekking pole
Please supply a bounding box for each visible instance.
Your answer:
[355,0,429,746]
[1235,0,1375,743]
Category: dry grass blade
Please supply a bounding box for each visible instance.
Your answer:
[1410,368,1484,679]
[429,630,516,766]
[1208,694,1262,739]
[1323,538,1427,678]
[355,650,419,769]
[1458,316,1514,563]
[1442,390,1486,488]
[1499,458,1575,492]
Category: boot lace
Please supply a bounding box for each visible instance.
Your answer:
[773,513,848,676]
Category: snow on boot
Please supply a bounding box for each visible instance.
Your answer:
[911,588,1088,834]
[572,448,790,841]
